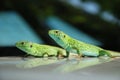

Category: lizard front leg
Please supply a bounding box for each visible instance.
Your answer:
[68,47,83,59]
[72,47,83,59]
[42,52,49,58]
[75,49,83,60]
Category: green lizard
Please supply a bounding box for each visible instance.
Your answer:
[49,30,120,58]
[15,41,67,58]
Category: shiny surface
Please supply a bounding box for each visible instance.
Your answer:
[0,57,120,80]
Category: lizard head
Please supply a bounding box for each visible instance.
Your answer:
[15,41,36,55]
[49,30,70,49]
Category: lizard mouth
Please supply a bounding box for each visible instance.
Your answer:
[49,31,60,40]
[49,30,56,38]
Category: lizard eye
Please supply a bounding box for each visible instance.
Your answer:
[30,45,33,48]
[55,31,58,33]
[63,35,66,38]
[21,42,25,45]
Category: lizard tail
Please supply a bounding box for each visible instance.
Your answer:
[106,50,120,57]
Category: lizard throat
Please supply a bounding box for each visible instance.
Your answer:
[49,33,69,49]
[55,39,68,49]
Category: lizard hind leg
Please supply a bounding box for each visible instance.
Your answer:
[57,51,65,59]
[99,50,112,57]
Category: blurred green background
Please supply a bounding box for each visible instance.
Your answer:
[0,0,120,56]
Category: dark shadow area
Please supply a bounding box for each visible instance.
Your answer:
[0,47,26,57]
[0,0,120,56]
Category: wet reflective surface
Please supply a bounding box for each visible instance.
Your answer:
[0,57,120,80]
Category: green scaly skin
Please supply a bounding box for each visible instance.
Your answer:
[49,30,120,58]
[16,41,67,58]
